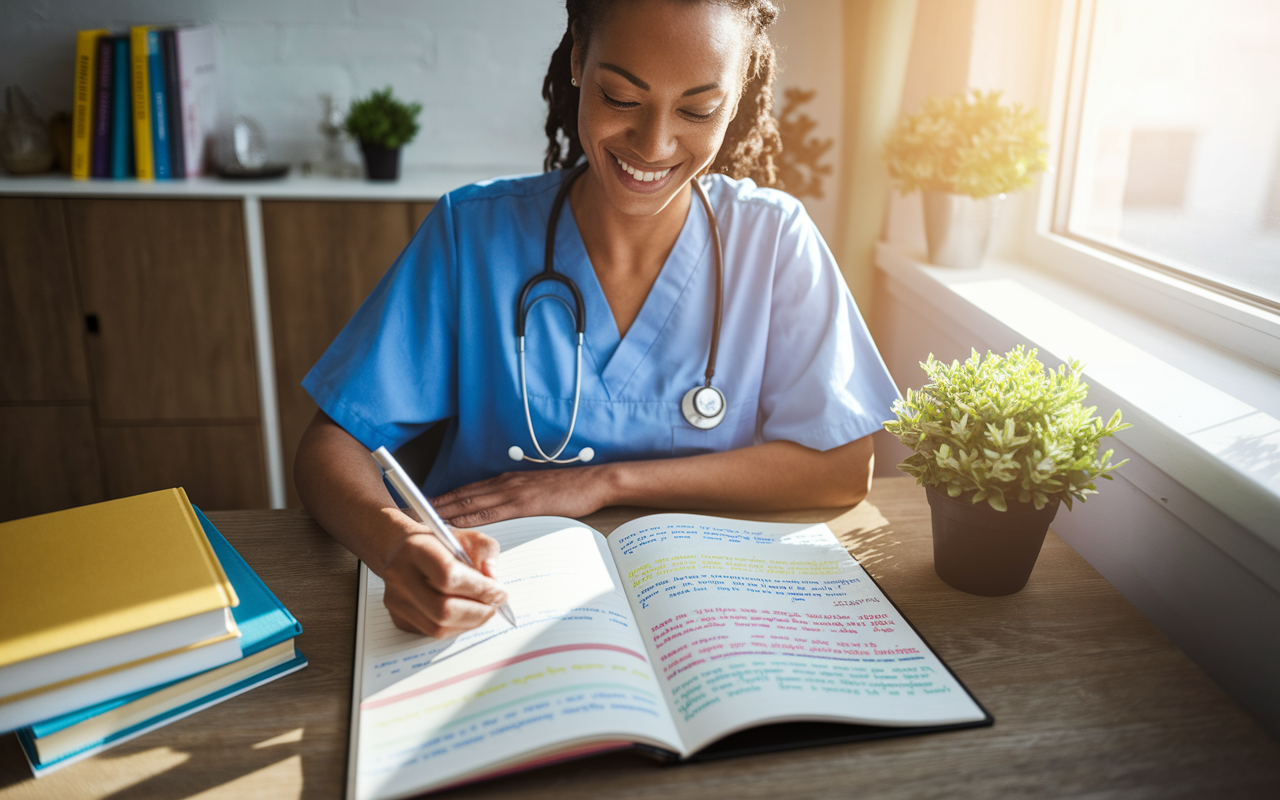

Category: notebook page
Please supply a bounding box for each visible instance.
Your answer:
[353,518,681,800]
[608,514,987,755]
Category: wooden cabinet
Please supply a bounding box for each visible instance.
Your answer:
[0,198,102,521]
[1,189,443,518]
[0,196,267,518]
[67,199,259,421]
[97,424,266,509]
[0,406,103,522]
[263,200,425,507]
[0,198,91,403]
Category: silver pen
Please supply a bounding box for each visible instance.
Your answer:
[371,446,517,627]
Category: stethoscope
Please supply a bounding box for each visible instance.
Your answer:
[507,161,727,465]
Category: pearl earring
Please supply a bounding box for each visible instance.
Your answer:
[571,78,579,87]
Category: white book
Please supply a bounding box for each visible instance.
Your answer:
[0,607,234,701]
[0,614,241,733]
[346,514,990,800]
[174,25,217,177]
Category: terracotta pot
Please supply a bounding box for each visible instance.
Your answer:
[925,485,1060,596]
[360,142,401,181]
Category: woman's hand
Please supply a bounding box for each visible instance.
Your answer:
[432,466,616,528]
[434,437,874,526]
[379,518,509,638]
[294,410,512,638]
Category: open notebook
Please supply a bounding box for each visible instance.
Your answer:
[347,514,991,800]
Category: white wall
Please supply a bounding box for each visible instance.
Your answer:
[0,0,845,240]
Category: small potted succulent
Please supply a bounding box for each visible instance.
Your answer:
[344,87,422,181]
[883,89,1048,268]
[884,347,1128,596]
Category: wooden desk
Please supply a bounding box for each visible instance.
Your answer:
[2,477,1277,798]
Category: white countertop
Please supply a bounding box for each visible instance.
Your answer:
[0,165,538,201]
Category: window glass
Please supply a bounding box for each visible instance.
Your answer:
[1064,0,1280,306]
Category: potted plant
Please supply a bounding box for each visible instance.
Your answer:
[884,347,1129,596]
[344,87,422,181]
[883,89,1048,268]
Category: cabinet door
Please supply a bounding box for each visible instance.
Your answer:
[0,198,91,402]
[66,198,259,421]
[0,405,103,522]
[263,201,417,507]
[98,424,267,510]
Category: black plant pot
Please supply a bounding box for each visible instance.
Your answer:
[360,142,401,181]
[925,485,1060,596]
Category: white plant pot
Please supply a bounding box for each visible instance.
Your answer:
[923,191,1005,269]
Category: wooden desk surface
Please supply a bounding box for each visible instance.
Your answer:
[2,477,1277,799]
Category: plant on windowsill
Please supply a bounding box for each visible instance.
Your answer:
[883,89,1048,268]
[344,87,422,181]
[884,346,1129,596]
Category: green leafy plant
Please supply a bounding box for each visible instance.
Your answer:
[344,87,422,150]
[884,347,1129,512]
[883,89,1048,198]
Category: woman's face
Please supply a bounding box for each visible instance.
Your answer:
[572,0,748,217]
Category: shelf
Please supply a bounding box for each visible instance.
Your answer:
[0,165,536,201]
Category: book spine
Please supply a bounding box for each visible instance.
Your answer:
[147,29,170,180]
[161,29,186,179]
[110,37,133,179]
[129,26,154,181]
[176,26,216,178]
[71,30,105,180]
[91,35,114,179]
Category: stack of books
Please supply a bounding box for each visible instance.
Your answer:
[72,25,218,181]
[0,489,306,776]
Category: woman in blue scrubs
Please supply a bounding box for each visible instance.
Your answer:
[295,0,899,637]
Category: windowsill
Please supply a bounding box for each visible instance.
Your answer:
[875,241,1280,591]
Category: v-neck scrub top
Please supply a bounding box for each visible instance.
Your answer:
[303,170,900,497]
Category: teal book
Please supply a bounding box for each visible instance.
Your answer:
[110,36,133,179]
[16,508,306,775]
[146,29,170,179]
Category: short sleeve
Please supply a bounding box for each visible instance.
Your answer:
[301,194,460,452]
[757,204,900,451]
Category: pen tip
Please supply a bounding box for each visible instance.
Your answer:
[499,604,517,627]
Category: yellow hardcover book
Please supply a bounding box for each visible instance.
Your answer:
[71,29,108,180]
[129,25,154,181]
[0,488,238,670]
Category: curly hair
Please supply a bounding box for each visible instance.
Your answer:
[541,0,783,188]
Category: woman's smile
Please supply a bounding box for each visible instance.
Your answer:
[611,153,678,194]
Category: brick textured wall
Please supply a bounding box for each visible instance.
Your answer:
[1,0,843,239]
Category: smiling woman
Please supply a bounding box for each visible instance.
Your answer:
[293,0,901,637]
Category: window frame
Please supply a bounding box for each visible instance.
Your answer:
[1021,0,1280,373]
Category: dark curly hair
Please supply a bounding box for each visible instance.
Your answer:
[541,0,783,188]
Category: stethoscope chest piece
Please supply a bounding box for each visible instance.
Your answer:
[681,384,726,430]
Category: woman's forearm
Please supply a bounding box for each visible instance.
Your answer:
[602,435,874,512]
[293,411,410,571]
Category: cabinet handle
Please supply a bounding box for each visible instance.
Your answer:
[85,314,100,334]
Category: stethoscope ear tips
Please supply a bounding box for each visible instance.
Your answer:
[508,445,525,461]
[578,447,595,463]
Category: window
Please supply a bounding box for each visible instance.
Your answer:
[1051,0,1280,312]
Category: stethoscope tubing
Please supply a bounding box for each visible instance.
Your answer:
[513,162,724,464]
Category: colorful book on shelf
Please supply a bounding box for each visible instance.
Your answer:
[346,514,991,800]
[161,28,186,179]
[0,488,241,732]
[71,29,107,180]
[90,34,114,178]
[110,35,133,178]
[175,25,217,177]
[129,26,155,180]
[17,507,307,776]
[146,28,171,180]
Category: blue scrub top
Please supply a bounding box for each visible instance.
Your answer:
[303,170,900,497]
